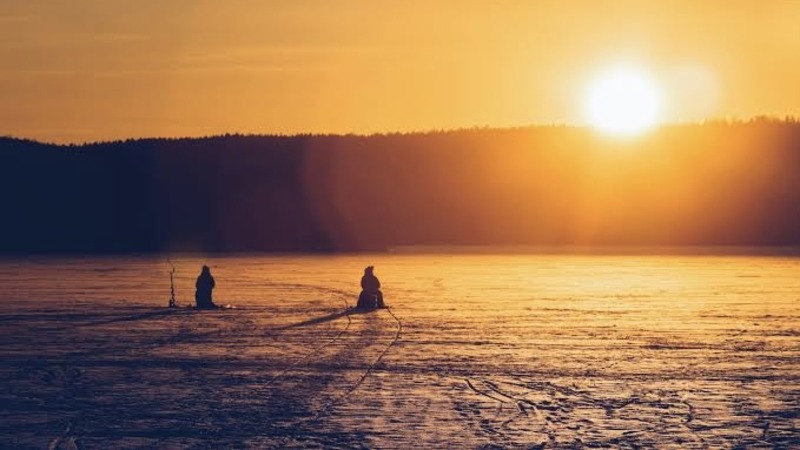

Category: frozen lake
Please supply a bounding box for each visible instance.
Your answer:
[1,251,798,448]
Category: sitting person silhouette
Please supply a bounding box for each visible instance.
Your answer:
[357,265,385,308]
[195,265,218,309]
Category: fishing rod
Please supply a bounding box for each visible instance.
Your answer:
[168,258,177,308]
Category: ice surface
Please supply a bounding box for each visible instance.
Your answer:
[0,252,798,448]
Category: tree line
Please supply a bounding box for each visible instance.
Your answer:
[2,120,799,253]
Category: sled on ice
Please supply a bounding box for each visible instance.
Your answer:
[356,291,385,309]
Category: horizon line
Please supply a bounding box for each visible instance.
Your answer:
[3,114,799,146]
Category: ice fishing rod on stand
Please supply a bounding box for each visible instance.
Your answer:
[168,258,177,308]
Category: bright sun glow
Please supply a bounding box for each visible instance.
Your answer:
[586,67,662,136]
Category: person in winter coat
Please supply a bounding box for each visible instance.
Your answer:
[195,265,218,309]
[358,265,384,308]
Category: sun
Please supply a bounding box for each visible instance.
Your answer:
[585,67,662,136]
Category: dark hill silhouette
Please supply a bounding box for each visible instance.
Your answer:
[2,120,800,253]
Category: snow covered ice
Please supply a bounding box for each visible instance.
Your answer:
[0,251,798,448]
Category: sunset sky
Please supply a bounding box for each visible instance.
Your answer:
[2,0,799,143]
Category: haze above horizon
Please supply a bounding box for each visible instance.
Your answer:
[2,1,799,143]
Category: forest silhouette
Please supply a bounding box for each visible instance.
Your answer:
[1,119,799,254]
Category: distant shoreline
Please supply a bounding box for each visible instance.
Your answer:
[3,121,800,253]
[390,244,800,257]
[2,245,800,259]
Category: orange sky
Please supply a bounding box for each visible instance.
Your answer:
[1,1,799,143]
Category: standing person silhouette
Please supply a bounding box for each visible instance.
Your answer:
[358,265,385,308]
[195,265,218,309]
